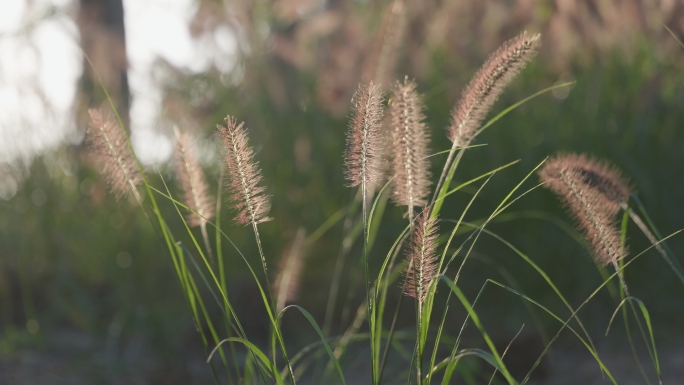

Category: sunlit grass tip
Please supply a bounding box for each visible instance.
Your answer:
[404,208,439,303]
[345,81,386,189]
[539,153,630,265]
[217,116,272,226]
[174,128,215,227]
[390,76,432,217]
[86,107,143,203]
[274,228,307,313]
[449,31,541,147]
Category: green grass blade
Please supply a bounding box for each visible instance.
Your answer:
[634,298,661,377]
[214,166,242,379]
[427,174,496,385]
[306,207,347,246]
[431,82,574,216]
[180,245,234,380]
[619,209,659,384]
[605,292,662,380]
[485,280,616,384]
[440,279,494,384]
[277,305,346,385]
[83,55,254,384]
[322,301,367,381]
[367,177,394,250]
[368,190,390,255]
[158,174,277,383]
[377,248,410,384]
[437,276,517,385]
[429,162,547,384]
[520,230,682,384]
[628,195,684,286]
[433,159,521,219]
[464,225,600,366]
[431,348,507,383]
[424,144,487,160]
[433,162,546,340]
[209,337,285,385]
[472,82,575,139]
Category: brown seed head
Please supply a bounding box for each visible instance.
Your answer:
[390,77,432,211]
[274,228,307,313]
[449,31,541,146]
[539,154,631,265]
[217,116,272,226]
[345,82,385,188]
[404,209,439,303]
[174,130,215,227]
[86,108,142,201]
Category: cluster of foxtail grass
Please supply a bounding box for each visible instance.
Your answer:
[82,28,683,385]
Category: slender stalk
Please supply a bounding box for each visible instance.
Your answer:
[362,181,376,384]
[200,223,215,264]
[377,228,411,384]
[431,140,459,207]
[344,82,385,384]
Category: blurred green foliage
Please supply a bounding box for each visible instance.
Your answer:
[2,26,684,382]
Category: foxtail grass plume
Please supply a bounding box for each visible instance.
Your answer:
[404,209,439,303]
[86,108,142,202]
[217,116,272,226]
[449,31,541,147]
[274,228,307,313]
[174,130,215,227]
[390,77,432,213]
[345,82,385,189]
[539,154,631,265]
[368,125,391,193]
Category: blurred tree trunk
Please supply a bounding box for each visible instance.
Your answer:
[77,0,130,132]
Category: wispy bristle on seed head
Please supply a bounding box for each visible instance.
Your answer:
[539,154,631,265]
[404,209,439,303]
[390,77,432,212]
[345,82,385,188]
[449,31,541,146]
[274,228,307,313]
[174,130,215,227]
[86,108,142,201]
[217,116,272,226]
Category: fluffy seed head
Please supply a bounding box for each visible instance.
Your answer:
[274,228,307,313]
[449,31,541,146]
[174,130,215,227]
[217,116,272,226]
[345,82,385,188]
[390,77,432,210]
[404,209,439,303]
[539,154,631,265]
[86,108,142,201]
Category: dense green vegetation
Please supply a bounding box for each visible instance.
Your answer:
[1,28,684,384]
